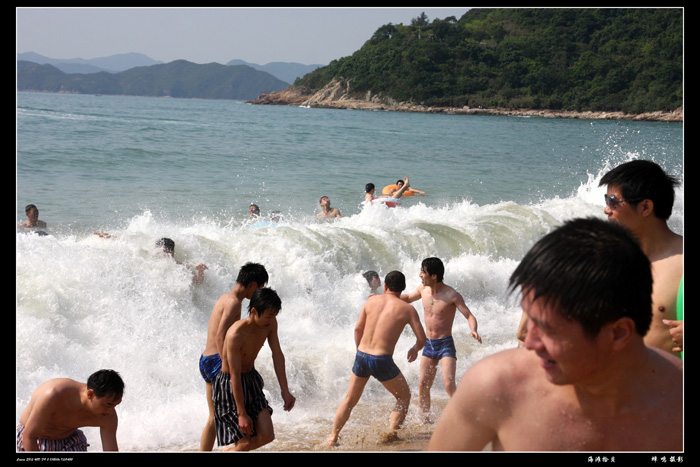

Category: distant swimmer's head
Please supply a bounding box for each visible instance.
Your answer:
[156,238,175,255]
[320,196,329,205]
[365,183,375,194]
[249,287,282,318]
[236,262,269,289]
[363,270,381,290]
[396,180,404,187]
[384,270,406,293]
[249,204,261,217]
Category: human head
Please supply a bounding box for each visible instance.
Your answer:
[599,160,679,220]
[363,270,381,290]
[509,217,652,339]
[396,179,404,187]
[156,238,175,255]
[249,204,260,217]
[25,204,39,220]
[248,287,282,316]
[421,257,444,282]
[236,262,269,288]
[384,270,406,293]
[320,196,329,205]
[363,270,379,285]
[365,183,375,194]
[87,369,125,400]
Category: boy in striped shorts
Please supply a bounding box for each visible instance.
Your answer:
[213,288,296,451]
[17,369,124,452]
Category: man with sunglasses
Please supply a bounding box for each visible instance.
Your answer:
[599,160,683,358]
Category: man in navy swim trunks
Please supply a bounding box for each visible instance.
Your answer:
[198,262,268,451]
[326,271,426,447]
[402,257,481,421]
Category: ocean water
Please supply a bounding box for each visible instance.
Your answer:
[16,92,683,451]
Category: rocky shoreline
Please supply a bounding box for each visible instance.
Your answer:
[248,80,683,123]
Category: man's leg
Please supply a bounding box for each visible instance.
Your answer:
[381,372,412,430]
[440,357,458,397]
[199,382,216,451]
[326,373,369,446]
[418,356,439,417]
[227,409,275,451]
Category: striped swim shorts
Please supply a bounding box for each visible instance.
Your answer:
[16,423,89,452]
[212,369,272,447]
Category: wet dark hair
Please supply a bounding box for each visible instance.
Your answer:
[248,287,282,316]
[25,204,38,213]
[363,270,379,285]
[156,238,175,253]
[421,257,444,282]
[365,183,375,193]
[236,262,268,287]
[384,270,406,293]
[87,369,125,399]
[599,160,679,220]
[509,217,652,339]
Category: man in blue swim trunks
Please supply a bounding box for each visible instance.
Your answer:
[402,257,481,421]
[198,262,268,451]
[326,271,426,447]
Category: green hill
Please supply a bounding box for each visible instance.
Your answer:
[295,8,682,114]
[17,59,289,100]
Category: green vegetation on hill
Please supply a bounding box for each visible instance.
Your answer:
[17,59,289,100]
[297,8,682,113]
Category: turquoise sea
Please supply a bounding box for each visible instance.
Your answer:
[16,91,683,451]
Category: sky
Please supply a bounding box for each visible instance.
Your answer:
[16,7,471,66]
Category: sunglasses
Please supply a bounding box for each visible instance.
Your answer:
[604,194,636,209]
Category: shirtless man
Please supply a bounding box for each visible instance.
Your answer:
[428,218,683,451]
[365,177,411,203]
[317,196,342,219]
[18,204,46,231]
[199,262,268,451]
[17,369,124,452]
[326,271,426,447]
[402,257,481,420]
[600,160,683,357]
[213,287,296,451]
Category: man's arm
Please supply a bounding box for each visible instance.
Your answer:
[406,307,427,363]
[226,330,254,435]
[99,412,119,451]
[400,285,423,304]
[354,305,368,349]
[267,321,296,411]
[454,291,482,343]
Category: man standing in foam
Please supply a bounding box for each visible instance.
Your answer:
[401,257,481,421]
[325,271,426,447]
[198,263,269,451]
[213,287,296,451]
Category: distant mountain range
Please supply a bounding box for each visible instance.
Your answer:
[17,52,323,85]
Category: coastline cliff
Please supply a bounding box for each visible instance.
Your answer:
[248,80,683,123]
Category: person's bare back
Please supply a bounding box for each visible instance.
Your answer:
[357,293,422,357]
